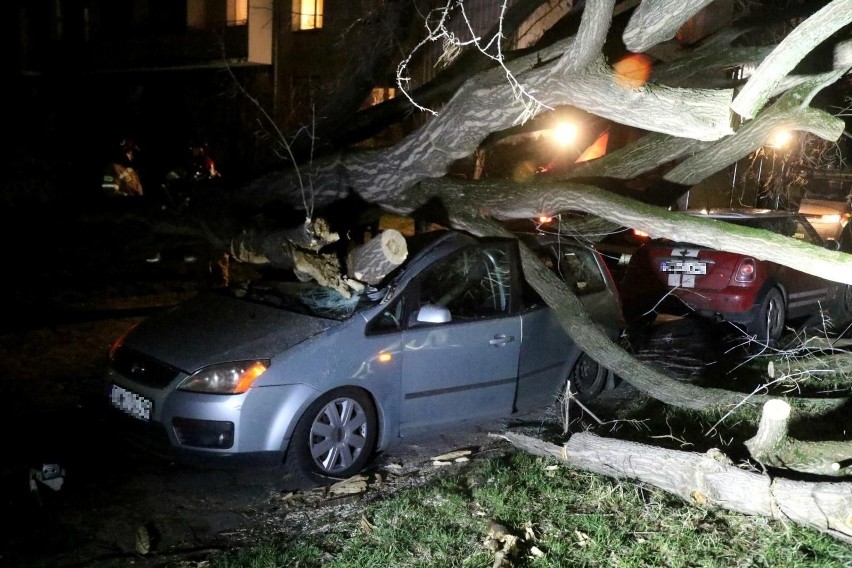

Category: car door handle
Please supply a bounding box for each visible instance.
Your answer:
[489,334,515,346]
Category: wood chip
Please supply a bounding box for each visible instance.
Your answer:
[134,525,151,555]
[328,474,369,496]
[431,449,473,461]
[361,514,376,534]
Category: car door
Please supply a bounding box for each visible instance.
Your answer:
[398,242,522,434]
[770,215,838,319]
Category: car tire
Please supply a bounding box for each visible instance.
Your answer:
[284,387,378,489]
[567,353,608,402]
[751,288,786,343]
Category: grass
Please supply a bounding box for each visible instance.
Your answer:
[208,450,852,568]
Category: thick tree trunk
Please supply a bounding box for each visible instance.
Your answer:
[419,178,852,286]
[494,431,852,544]
[242,1,734,210]
[769,353,852,384]
[564,132,711,181]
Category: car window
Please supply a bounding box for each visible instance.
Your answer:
[728,216,821,245]
[416,245,512,320]
[536,246,607,296]
[366,296,405,334]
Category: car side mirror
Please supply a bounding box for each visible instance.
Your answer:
[824,238,841,251]
[415,304,452,324]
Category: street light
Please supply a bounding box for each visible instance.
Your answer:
[769,129,793,149]
[553,122,577,146]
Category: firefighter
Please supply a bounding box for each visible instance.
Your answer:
[101,138,144,197]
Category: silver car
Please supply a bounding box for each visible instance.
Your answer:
[105,229,622,486]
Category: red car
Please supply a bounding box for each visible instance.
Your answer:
[621,209,852,342]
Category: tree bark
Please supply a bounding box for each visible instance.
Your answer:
[242,5,735,210]
[745,399,852,477]
[346,229,408,285]
[564,132,711,181]
[769,353,852,383]
[494,431,852,544]
[731,0,852,119]
[622,0,715,53]
[418,178,852,286]
[666,70,848,186]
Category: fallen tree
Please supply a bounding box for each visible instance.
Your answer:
[494,430,852,544]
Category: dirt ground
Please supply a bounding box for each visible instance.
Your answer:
[1,281,645,568]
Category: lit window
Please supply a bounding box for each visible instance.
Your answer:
[292,0,323,31]
[228,0,248,25]
[363,86,396,108]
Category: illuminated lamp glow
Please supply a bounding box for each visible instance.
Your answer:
[378,352,392,363]
[821,214,842,223]
[632,228,650,238]
[234,361,269,393]
[538,215,554,224]
[553,123,577,146]
[769,130,792,148]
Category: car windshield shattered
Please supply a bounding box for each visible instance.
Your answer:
[232,279,384,320]
[225,231,451,320]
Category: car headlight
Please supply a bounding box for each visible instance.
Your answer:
[178,361,270,394]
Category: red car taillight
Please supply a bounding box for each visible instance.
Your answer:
[734,258,757,283]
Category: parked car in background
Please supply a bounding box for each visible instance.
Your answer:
[105,229,623,487]
[620,209,852,342]
[798,197,852,251]
[591,226,652,286]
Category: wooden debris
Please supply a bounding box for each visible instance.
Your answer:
[361,514,376,534]
[134,525,151,555]
[347,229,408,285]
[431,449,473,462]
[745,399,852,477]
[328,474,369,496]
[484,519,520,567]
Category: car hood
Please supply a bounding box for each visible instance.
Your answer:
[123,291,341,372]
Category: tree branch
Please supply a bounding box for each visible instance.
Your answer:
[414,177,852,286]
[495,431,852,543]
[731,0,852,119]
[623,0,715,53]
[666,70,848,186]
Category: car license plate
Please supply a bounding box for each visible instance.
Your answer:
[109,383,152,421]
[660,260,706,275]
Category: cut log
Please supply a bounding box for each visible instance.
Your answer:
[745,399,852,477]
[746,399,791,453]
[493,431,852,543]
[346,229,408,285]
